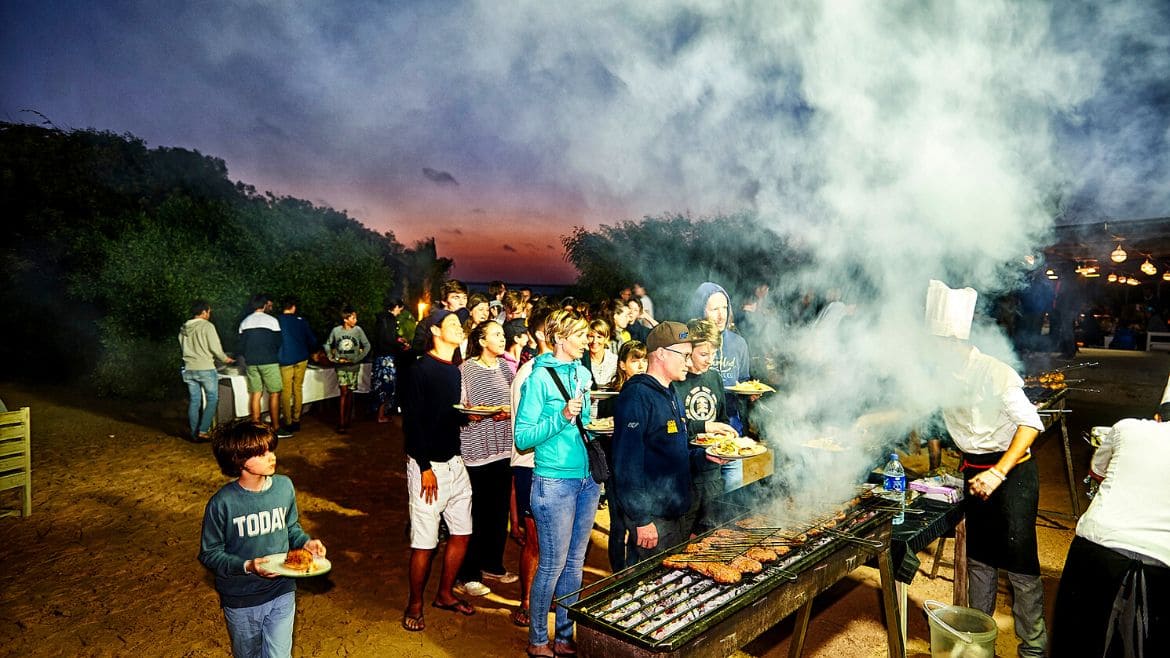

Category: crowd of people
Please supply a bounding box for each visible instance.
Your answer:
[187,279,1169,658]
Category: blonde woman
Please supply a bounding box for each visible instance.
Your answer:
[514,310,596,658]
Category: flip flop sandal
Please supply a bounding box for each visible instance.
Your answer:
[431,598,475,616]
[511,606,530,627]
[401,612,425,632]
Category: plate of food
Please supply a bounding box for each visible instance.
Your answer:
[453,404,510,415]
[259,548,332,578]
[692,431,737,446]
[801,436,846,452]
[589,388,618,399]
[725,380,776,395]
[585,417,614,433]
[706,436,768,459]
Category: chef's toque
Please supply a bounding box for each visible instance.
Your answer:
[925,280,977,340]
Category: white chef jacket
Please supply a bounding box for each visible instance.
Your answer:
[941,346,1044,455]
[1078,418,1170,566]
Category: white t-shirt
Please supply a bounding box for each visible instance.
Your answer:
[510,359,536,468]
[941,346,1044,454]
[1077,418,1170,566]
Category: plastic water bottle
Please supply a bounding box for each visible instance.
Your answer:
[883,453,906,525]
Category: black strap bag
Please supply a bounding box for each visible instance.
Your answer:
[544,366,610,484]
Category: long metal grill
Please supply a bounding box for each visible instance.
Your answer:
[564,488,898,653]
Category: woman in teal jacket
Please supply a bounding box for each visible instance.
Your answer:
[514,309,596,658]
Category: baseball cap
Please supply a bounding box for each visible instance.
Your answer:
[646,321,689,352]
[504,318,529,344]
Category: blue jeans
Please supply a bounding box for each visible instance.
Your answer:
[222,591,295,658]
[183,368,219,437]
[529,475,600,646]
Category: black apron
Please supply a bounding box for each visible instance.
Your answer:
[961,452,1041,575]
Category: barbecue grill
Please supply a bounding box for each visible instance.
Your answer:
[563,490,905,657]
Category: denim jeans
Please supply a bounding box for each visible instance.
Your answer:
[529,475,600,646]
[222,591,295,658]
[183,368,219,437]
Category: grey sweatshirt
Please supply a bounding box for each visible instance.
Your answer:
[179,318,231,370]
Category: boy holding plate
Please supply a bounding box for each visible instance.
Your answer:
[198,420,326,657]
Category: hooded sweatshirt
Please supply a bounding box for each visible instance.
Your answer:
[688,282,751,387]
[179,318,231,371]
[514,352,593,479]
[612,373,707,527]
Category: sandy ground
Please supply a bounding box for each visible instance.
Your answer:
[1,347,1166,658]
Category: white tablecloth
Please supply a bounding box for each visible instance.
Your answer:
[216,363,372,421]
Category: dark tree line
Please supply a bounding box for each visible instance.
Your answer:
[561,212,809,320]
[0,122,450,397]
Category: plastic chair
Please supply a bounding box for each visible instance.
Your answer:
[0,407,32,518]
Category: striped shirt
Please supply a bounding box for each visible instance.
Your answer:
[459,357,515,466]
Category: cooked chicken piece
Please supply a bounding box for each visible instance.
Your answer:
[706,563,743,584]
[746,547,778,563]
[662,554,692,570]
[730,556,763,574]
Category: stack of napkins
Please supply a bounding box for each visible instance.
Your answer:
[909,474,964,503]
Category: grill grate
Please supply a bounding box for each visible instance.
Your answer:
[564,491,895,651]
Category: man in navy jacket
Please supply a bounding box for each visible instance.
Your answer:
[612,321,725,562]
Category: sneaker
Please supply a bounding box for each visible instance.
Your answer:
[454,581,491,597]
[289,421,301,432]
[482,570,518,584]
[276,427,294,438]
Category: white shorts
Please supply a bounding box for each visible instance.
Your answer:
[407,456,473,549]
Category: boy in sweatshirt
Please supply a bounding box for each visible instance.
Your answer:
[238,294,289,437]
[198,420,326,657]
[325,306,370,433]
[180,300,235,441]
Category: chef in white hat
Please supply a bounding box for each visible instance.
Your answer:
[928,280,1049,658]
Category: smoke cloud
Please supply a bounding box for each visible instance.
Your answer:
[4,1,1167,500]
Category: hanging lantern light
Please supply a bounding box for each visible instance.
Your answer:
[1128,278,1141,286]
[1107,273,1118,283]
[1163,271,1170,281]
[1110,244,1127,263]
[1141,259,1157,276]
[1118,276,1128,284]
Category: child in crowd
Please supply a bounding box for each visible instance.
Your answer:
[198,420,326,658]
[326,306,370,433]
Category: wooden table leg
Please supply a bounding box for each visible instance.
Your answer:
[1057,403,1081,518]
[896,580,908,650]
[953,517,968,606]
[878,550,907,658]
[788,598,814,658]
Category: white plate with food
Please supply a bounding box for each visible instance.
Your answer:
[585,417,615,433]
[453,404,510,415]
[706,436,768,459]
[691,431,737,446]
[725,380,776,395]
[259,549,332,578]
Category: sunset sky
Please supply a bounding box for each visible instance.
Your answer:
[3,2,1168,285]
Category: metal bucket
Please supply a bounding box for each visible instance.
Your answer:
[924,600,997,658]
